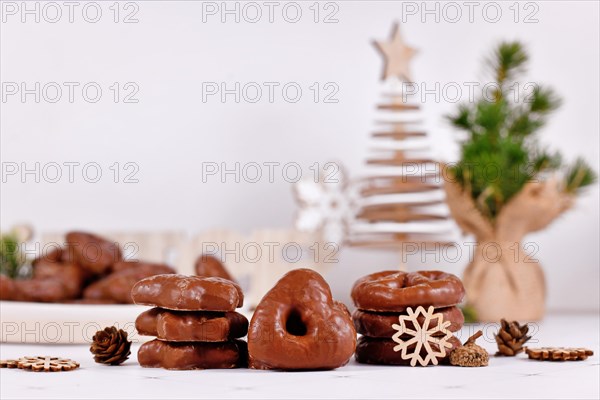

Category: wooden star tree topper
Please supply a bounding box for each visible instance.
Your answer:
[373,22,417,82]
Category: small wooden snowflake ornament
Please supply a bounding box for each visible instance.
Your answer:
[17,356,79,372]
[526,347,593,361]
[391,306,453,366]
[0,359,19,368]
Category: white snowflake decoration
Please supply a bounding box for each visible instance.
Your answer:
[391,305,453,366]
[293,162,359,245]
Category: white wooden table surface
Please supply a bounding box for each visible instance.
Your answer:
[1,313,598,399]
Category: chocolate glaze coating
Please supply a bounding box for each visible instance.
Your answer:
[7,248,89,302]
[66,298,120,304]
[111,260,173,274]
[65,231,122,275]
[353,306,464,338]
[0,275,17,300]
[13,278,74,303]
[135,308,160,334]
[248,268,356,371]
[138,339,247,370]
[84,263,175,303]
[351,270,465,312]
[131,274,243,311]
[195,255,237,284]
[136,308,248,342]
[32,246,63,266]
[33,262,86,299]
[59,246,77,264]
[355,335,462,365]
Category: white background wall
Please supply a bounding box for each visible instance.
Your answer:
[1,1,598,311]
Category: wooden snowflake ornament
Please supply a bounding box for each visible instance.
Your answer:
[526,347,594,361]
[391,306,453,366]
[17,356,80,372]
[293,162,359,244]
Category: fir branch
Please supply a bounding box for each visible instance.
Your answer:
[565,158,597,193]
[528,86,561,114]
[507,108,544,137]
[447,104,473,132]
[474,101,507,138]
[0,233,24,279]
[490,41,528,86]
[531,149,562,173]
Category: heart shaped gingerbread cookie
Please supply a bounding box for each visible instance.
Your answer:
[247,268,356,370]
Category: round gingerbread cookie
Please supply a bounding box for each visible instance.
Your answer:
[351,270,465,312]
[353,306,464,338]
[355,335,462,366]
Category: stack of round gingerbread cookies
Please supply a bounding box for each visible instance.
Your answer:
[131,274,248,370]
[351,270,466,365]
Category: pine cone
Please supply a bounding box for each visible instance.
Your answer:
[90,326,132,365]
[495,319,531,356]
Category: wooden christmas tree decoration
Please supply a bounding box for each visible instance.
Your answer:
[350,23,452,248]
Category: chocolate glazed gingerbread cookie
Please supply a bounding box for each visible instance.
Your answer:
[84,263,176,303]
[136,308,248,342]
[248,269,356,371]
[65,231,122,275]
[194,254,237,284]
[353,306,464,338]
[355,335,462,365]
[131,274,243,311]
[138,339,247,370]
[351,270,465,312]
